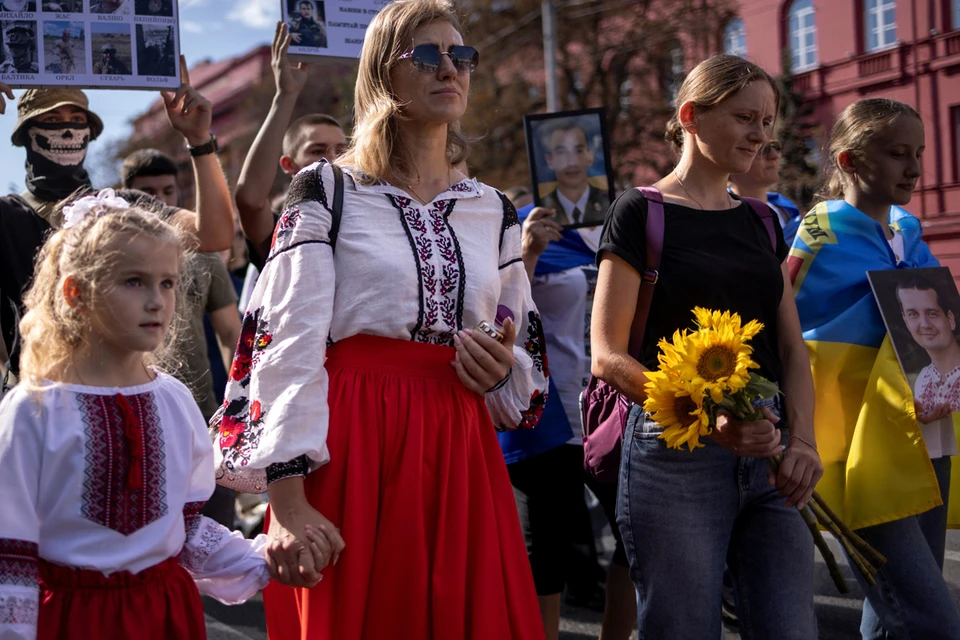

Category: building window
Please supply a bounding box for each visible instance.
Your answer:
[953,0,959,31]
[788,0,818,72]
[865,0,897,51]
[660,44,684,106]
[723,18,747,56]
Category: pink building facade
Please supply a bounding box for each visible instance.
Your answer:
[729,0,960,256]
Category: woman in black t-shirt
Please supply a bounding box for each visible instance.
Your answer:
[591,55,822,638]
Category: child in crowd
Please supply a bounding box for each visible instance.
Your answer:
[0,191,327,639]
[791,98,960,639]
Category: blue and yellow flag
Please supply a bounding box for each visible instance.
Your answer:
[790,200,959,530]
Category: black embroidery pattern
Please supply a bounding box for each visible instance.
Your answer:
[524,310,549,376]
[0,540,37,587]
[266,455,309,484]
[497,191,520,253]
[391,196,464,345]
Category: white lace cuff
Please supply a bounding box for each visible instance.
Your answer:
[180,516,269,605]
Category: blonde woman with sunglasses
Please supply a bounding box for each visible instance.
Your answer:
[210,1,549,638]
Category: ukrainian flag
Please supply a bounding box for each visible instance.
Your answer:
[790,200,959,530]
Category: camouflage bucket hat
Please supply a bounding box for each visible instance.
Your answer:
[11,89,104,147]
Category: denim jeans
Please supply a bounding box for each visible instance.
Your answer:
[616,402,817,639]
[856,456,960,640]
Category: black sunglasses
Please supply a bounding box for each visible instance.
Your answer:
[398,43,479,74]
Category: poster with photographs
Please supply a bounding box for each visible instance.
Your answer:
[523,108,615,230]
[868,267,960,417]
[282,0,388,61]
[0,0,180,88]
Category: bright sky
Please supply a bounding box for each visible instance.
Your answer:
[0,0,282,194]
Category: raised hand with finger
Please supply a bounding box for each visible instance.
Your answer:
[161,55,214,148]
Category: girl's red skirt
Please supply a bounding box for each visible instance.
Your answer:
[38,555,206,639]
[263,335,545,640]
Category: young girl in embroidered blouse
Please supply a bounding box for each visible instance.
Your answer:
[0,193,328,640]
[211,1,548,638]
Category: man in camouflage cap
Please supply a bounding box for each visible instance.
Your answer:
[1,22,39,74]
[93,42,130,75]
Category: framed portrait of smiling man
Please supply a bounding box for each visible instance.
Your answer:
[523,107,615,230]
[868,267,960,420]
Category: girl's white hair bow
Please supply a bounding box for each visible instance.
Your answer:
[62,189,131,229]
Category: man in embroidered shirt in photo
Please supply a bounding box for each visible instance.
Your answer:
[538,120,609,227]
[897,274,960,420]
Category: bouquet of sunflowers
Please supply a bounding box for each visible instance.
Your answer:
[643,308,885,593]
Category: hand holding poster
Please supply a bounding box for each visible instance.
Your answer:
[0,0,179,89]
[283,0,388,61]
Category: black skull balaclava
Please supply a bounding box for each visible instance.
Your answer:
[24,121,93,203]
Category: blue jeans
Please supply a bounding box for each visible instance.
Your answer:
[617,402,817,639]
[856,456,960,640]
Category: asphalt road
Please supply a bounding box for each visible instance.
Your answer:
[205,527,960,640]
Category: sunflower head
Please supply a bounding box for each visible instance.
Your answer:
[643,375,712,451]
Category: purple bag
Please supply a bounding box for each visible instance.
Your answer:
[580,188,776,484]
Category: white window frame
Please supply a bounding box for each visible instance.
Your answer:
[865,0,897,52]
[723,18,747,56]
[789,0,818,72]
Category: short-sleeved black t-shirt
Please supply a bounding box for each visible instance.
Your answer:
[598,188,789,382]
[0,189,179,374]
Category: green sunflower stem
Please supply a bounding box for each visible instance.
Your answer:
[809,490,888,569]
[767,456,857,594]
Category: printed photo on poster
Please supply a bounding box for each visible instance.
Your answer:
[0,0,36,12]
[90,0,130,15]
[1,21,39,74]
[136,23,174,76]
[134,0,173,17]
[91,22,131,75]
[286,0,327,48]
[868,267,960,418]
[523,108,615,230]
[41,0,83,12]
[43,21,84,74]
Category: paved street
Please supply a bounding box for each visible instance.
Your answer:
[205,526,960,640]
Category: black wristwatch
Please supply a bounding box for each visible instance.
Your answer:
[186,134,218,157]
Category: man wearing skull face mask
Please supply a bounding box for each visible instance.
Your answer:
[0,84,236,380]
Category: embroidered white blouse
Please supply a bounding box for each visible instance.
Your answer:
[913,363,960,459]
[0,374,270,640]
[211,162,549,493]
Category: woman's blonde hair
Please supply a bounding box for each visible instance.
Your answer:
[819,98,922,201]
[18,206,188,387]
[665,54,780,155]
[337,0,469,185]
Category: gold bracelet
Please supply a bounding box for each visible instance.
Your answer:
[789,434,818,453]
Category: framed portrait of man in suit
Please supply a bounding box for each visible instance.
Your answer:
[523,107,615,230]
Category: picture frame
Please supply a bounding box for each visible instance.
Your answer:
[522,107,615,230]
[868,266,960,414]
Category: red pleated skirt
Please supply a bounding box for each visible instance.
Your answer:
[38,555,206,640]
[263,334,545,640]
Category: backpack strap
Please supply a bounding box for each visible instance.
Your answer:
[327,163,345,251]
[742,196,777,251]
[626,186,665,360]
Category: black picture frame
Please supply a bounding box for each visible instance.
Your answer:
[522,107,615,230]
[868,266,960,411]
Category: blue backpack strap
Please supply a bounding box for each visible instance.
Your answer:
[625,186,665,360]
[742,196,777,251]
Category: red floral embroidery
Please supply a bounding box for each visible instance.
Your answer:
[229,307,274,388]
[250,401,262,422]
[519,389,547,429]
[229,353,252,382]
[78,392,167,536]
